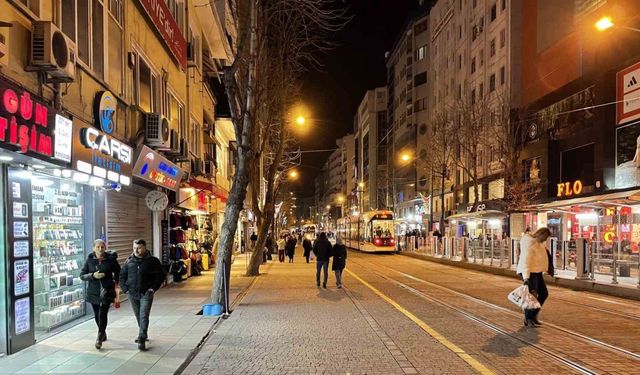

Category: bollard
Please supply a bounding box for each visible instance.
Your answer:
[575,238,590,280]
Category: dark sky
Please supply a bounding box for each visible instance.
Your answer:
[294,0,422,196]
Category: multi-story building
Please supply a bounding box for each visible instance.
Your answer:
[0,0,234,354]
[354,87,388,212]
[386,7,430,234]
[420,0,515,237]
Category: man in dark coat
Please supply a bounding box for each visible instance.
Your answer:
[119,239,165,350]
[313,232,333,288]
[285,236,297,263]
[302,238,313,263]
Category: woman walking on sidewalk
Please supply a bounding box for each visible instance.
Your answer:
[517,227,553,327]
[332,237,347,288]
[303,237,313,263]
[80,239,120,349]
[277,235,287,263]
[285,235,297,263]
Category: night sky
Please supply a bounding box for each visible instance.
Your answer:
[294,0,422,197]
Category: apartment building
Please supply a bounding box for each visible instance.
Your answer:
[0,0,234,354]
[354,87,388,211]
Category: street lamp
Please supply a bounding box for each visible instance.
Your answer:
[595,16,614,31]
[296,116,306,125]
[288,169,299,179]
[401,153,411,162]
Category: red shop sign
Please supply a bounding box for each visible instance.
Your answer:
[136,0,187,69]
[0,79,55,158]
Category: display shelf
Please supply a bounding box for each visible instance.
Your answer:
[35,283,83,296]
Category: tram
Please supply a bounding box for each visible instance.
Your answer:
[337,210,395,252]
[302,223,318,240]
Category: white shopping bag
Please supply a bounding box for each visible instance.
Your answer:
[508,285,541,310]
[309,250,315,260]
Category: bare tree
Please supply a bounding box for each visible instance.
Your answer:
[211,0,347,306]
[424,109,456,229]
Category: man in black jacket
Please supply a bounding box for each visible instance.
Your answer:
[119,239,164,350]
[313,232,333,288]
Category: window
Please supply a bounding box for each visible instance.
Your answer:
[11,0,40,16]
[59,0,124,91]
[479,83,484,98]
[458,84,462,99]
[414,72,427,86]
[190,119,201,157]
[500,29,506,48]
[490,39,496,56]
[500,66,506,85]
[480,49,484,66]
[490,4,497,21]
[473,0,477,8]
[471,89,476,104]
[458,54,462,70]
[166,0,186,34]
[416,46,427,61]
[471,57,476,74]
[136,55,159,113]
[459,25,462,39]
[489,74,496,92]
[502,0,506,10]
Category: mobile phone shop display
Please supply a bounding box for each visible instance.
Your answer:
[31,178,86,332]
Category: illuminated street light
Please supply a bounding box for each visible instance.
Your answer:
[326,205,331,209]
[296,116,306,125]
[400,153,411,162]
[358,181,365,188]
[595,16,614,31]
[289,169,299,179]
[337,196,345,203]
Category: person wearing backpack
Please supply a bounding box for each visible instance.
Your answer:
[517,227,552,327]
[331,237,347,288]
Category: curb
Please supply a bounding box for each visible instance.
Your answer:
[173,262,270,375]
[400,252,640,301]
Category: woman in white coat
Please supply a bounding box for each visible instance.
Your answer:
[517,227,552,327]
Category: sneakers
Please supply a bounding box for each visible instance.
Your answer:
[337,285,342,289]
[100,332,107,342]
[138,340,146,351]
[134,337,149,343]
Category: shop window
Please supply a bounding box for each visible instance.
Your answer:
[30,174,87,337]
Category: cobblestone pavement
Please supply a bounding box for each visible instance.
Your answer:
[0,254,257,375]
[183,249,640,375]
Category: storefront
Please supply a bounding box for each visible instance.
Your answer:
[447,200,508,240]
[0,75,87,354]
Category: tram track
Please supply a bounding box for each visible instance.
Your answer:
[348,256,640,374]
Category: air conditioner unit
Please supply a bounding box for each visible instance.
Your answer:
[145,113,170,149]
[205,161,216,177]
[175,139,190,162]
[191,158,204,176]
[30,21,76,82]
[168,129,180,154]
[186,42,197,67]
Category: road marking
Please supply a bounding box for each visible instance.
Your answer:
[346,268,495,375]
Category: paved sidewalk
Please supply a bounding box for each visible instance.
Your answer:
[181,257,476,375]
[0,254,257,375]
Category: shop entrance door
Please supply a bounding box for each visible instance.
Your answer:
[106,186,153,263]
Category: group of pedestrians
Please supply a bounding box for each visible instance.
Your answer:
[80,238,164,351]
[311,232,347,288]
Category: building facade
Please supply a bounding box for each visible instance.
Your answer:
[0,0,234,355]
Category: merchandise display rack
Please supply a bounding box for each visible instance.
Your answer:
[32,184,86,332]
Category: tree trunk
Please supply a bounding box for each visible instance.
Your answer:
[439,166,446,230]
[210,0,257,308]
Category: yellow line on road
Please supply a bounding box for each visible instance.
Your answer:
[346,269,495,375]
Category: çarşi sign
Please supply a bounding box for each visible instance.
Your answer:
[132,145,184,191]
[136,0,187,69]
[0,76,72,163]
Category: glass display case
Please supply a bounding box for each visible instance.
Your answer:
[31,177,86,335]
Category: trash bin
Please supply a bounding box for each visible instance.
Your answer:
[619,263,631,277]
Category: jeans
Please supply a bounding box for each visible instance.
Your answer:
[91,303,110,335]
[524,272,548,320]
[316,261,329,286]
[278,250,285,263]
[130,292,154,340]
[334,269,343,286]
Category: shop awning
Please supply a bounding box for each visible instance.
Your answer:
[446,210,508,222]
[187,178,229,202]
[525,189,640,211]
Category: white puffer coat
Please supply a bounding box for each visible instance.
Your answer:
[517,234,549,279]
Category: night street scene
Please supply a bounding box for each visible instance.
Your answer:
[1,0,640,374]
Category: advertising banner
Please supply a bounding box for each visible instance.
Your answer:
[616,122,640,189]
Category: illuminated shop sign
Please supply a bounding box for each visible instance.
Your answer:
[94,91,117,134]
[136,0,187,68]
[132,145,184,191]
[556,180,583,197]
[0,77,70,162]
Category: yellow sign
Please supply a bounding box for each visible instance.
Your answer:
[557,180,583,197]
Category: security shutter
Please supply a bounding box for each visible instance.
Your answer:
[106,186,153,264]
